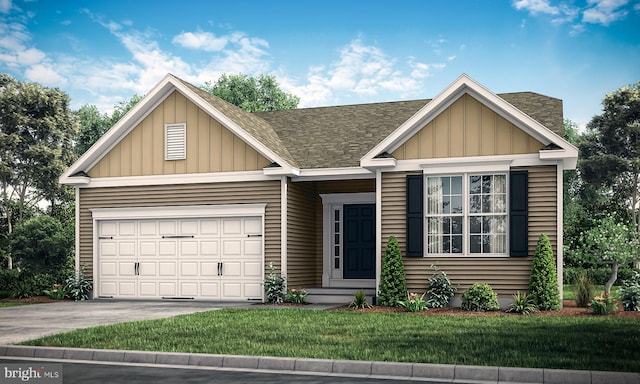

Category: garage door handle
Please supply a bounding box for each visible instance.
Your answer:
[161,235,195,239]
[217,262,223,276]
[99,236,113,240]
[247,234,262,238]
[135,262,139,276]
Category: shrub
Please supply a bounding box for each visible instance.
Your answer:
[564,266,635,285]
[575,272,595,308]
[9,216,73,276]
[65,266,93,301]
[348,290,372,309]
[529,233,560,310]
[398,292,429,312]
[461,283,500,312]
[264,262,286,304]
[620,271,640,311]
[0,268,21,291]
[378,236,407,307]
[287,288,308,304]
[589,296,618,315]
[506,291,538,314]
[11,277,39,299]
[425,266,456,308]
[44,284,69,300]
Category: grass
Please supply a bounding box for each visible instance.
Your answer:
[23,308,640,372]
[0,302,33,307]
[563,284,621,300]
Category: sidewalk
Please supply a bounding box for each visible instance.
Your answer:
[1,345,637,384]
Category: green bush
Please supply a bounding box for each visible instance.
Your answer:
[264,262,286,304]
[65,266,93,301]
[575,272,595,307]
[425,266,456,308]
[461,283,500,312]
[564,266,635,285]
[620,271,640,311]
[378,236,407,307]
[589,296,618,315]
[9,216,73,276]
[0,268,21,290]
[348,290,371,309]
[10,277,39,299]
[529,234,560,310]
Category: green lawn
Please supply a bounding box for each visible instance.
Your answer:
[563,284,621,300]
[0,302,32,307]
[23,308,640,372]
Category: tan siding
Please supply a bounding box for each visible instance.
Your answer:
[287,181,318,288]
[87,91,270,177]
[380,165,558,298]
[392,94,545,160]
[78,180,282,279]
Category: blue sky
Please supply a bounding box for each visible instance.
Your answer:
[1,0,639,128]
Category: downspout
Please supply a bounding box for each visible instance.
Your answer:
[375,169,382,302]
[75,186,80,276]
[557,162,564,308]
[280,176,288,280]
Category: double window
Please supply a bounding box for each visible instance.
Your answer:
[426,173,507,255]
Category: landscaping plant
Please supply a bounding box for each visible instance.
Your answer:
[529,233,560,310]
[65,266,93,301]
[264,262,286,304]
[43,284,69,300]
[378,236,407,307]
[620,271,640,311]
[425,265,456,308]
[506,291,538,314]
[575,272,595,308]
[286,288,308,304]
[461,283,500,312]
[589,296,618,315]
[398,292,429,312]
[348,289,372,309]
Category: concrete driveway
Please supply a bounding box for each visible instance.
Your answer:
[0,300,251,344]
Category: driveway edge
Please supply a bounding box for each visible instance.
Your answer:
[1,345,638,384]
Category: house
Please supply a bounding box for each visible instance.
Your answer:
[60,73,578,306]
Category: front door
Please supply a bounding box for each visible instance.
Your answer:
[343,204,375,279]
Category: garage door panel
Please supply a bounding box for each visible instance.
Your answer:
[180,281,198,296]
[119,281,137,296]
[222,282,241,298]
[118,222,136,236]
[222,219,242,236]
[200,282,220,297]
[119,242,136,256]
[159,241,176,256]
[139,282,157,296]
[200,220,218,235]
[244,218,261,234]
[244,240,262,255]
[180,241,198,256]
[159,282,177,296]
[244,282,262,299]
[244,261,263,277]
[159,262,177,276]
[139,241,156,256]
[119,262,136,276]
[138,262,156,276]
[100,281,117,296]
[100,262,117,276]
[100,222,118,237]
[201,262,218,276]
[200,240,218,256]
[139,221,157,236]
[159,221,176,235]
[180,261,198,277]
[180,220,198,235]
[100,242,117,257]
[222,261,241,277]
[222,240,241,255]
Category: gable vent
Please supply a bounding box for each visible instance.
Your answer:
[165,123,186,160]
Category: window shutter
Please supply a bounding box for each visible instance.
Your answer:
[406,175,424,257]
[165,123,186,160]
[509,170,528,256]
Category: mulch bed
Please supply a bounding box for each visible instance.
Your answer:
[0,296,67,303]
[331,300,640,318]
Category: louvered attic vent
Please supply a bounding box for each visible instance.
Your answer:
[165,123,186,160]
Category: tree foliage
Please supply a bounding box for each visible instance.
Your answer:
[529,233,560,310]
[0,75,77,267]
[378,236,407,307]
[9,215,73,276]
[202,74,299,112]
[579,82,640,234]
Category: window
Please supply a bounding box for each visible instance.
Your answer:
[425,173,507,255]
[165,123,186,160]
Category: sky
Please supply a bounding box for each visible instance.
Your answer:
[1,0,639,129]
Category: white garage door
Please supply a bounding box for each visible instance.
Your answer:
[97,216,263,300]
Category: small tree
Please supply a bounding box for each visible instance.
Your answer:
[579,215,639,296]
[378,236,407,307]
[528,233,560,310]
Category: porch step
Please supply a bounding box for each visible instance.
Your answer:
[304,288,376,305]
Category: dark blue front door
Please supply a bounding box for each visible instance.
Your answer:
[343,204,375,279]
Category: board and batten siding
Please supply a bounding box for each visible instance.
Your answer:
[380,165,557,296]
[286,180,318,288]
[78,180,281,279]
[392,94,544,160]
[88,91,271,178]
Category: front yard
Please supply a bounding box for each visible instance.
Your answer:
[22,308,640,372]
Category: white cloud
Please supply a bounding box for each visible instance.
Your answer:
[0,0,11,13]
[24,63,66,86]
[173,31,228,51]
[582,0,629,25]
[512,0,560,15]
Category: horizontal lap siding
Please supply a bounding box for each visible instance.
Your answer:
[287,181,318,288]
[78,180,282,279]
[381,165,557,297]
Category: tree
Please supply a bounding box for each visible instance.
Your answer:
[580,82,640,238]
[110,94,143,125]
[577,215,639,295]
[529,233,560,310]
[202,74,299,112]
[74,105,110,157]
[378,236,407,307]
[0,75,77,268]
[9,215,73,276]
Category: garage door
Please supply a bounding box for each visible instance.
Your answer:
[97,216,263,300]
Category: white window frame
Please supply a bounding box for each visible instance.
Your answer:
[424,171,509,257]
[165,123,186,160]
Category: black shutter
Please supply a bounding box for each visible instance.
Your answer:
[509,170,528,256]
[406,175,424,257]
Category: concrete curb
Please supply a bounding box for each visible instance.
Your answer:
[1,345,638,384]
